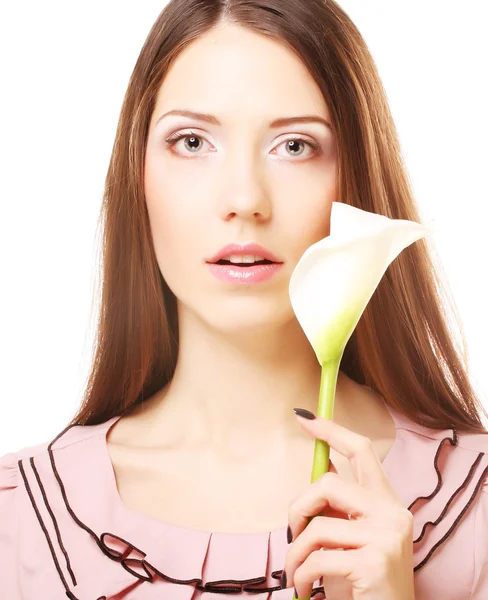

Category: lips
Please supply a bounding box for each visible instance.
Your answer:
[207,242,283,264]
[206,261,284,284]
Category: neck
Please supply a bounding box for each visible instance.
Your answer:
[138,305,357,460]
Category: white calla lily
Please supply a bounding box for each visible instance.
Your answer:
[288,201,430,552]
[289,201,430,365]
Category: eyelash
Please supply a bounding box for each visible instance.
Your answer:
[164,130,321,158]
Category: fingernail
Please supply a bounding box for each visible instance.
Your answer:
[281,569,287,588]
[294,587,299,599]
[286,524,293,544]
[293,407,316,420]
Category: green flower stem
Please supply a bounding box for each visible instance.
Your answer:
[292,354,342,600]
[312,354,341,481]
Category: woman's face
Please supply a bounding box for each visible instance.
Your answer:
[144,23,337,335]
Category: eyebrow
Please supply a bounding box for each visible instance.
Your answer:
[155,109,332,130]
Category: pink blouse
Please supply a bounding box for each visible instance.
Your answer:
[1,397,487,599]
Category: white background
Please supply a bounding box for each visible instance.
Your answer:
[0,1,486,454]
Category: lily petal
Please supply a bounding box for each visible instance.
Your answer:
[289,202,430,365]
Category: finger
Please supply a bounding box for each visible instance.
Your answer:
[288,471,375,542]
[316,459,353,521]
[292,548,356,600]
[315,459,349,522]
[285,516,370,587]
[294,408,395,494]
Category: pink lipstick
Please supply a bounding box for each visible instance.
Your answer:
[206,262,283,284]
[206,242,284,284]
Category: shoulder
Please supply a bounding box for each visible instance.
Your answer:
[456,426,488,454]
[0,416,122,596]
[456,429,488,505]
[455,428,488,497]
[381,403,488,579]
[388,400,488,456]
[0,416,118,510]
[392,407,488,495]
[0,438,53,512]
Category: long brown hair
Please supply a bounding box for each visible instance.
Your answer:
[70,0,488,433]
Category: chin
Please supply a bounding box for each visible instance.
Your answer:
[212,315,281,334]
[205,307,295,337]
[178,294,294,334]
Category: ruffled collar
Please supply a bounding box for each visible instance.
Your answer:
[30,394,488,600]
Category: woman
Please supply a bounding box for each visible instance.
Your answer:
[1,1,487,599]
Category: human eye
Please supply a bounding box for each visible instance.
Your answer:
[164,130,211,156]
[273,136,322,160]
[163,130,322,160]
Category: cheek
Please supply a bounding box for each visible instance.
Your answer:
[144,168,198,291]
[276,171,335,254]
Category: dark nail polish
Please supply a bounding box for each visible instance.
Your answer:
[293,407,316,420]
[287,524,293,544]
[281,569,287,588]
[294,587,299,599]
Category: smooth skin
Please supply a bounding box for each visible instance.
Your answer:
[107,22,412,598]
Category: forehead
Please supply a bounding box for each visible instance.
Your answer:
[152,23,330,125]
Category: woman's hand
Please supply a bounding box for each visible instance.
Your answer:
[282,408,415,600]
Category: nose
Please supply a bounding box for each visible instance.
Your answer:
[218,149,272,223]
